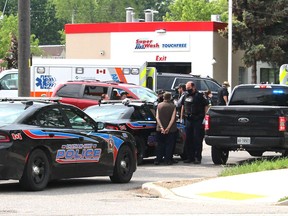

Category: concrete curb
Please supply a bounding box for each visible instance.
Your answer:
[142,182,176,199]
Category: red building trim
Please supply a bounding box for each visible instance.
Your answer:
[65,22,227,34]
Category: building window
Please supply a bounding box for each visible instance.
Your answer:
[238,67,245,84]
[260,68,279,84]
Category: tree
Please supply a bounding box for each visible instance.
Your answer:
[31,0,66,45]
[130,0,174,21]
[4,33,18,68]
[0,14,18,67]
[0,14,42,68]
[164,0,228,21]
[220,0,288,83]
[50,0,173,23]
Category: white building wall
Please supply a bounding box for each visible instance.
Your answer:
[110,31,214,77]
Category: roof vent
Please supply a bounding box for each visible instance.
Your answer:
[126,7,134,22]
[144,9,153,22]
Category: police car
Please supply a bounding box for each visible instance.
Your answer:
[0,97,137,191]
[84,99,186,164]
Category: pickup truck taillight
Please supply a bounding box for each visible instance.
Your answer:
[279,117,286,132]
[204,115,210,130]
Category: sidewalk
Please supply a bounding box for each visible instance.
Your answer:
[142,169,288,205]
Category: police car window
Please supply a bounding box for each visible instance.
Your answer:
[62,107,94,130]
[56,84,81,97]
[83,85,107,100]
[205,80,220,92]
[131,106,155,121]
[37,107,67,128]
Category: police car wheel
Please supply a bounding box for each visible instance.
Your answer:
[19,149,50,191]
[110,145,133,183]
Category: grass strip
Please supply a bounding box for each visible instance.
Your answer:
[219,158,288,177]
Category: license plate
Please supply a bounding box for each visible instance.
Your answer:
[237,137,251,145]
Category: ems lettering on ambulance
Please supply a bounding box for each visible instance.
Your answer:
[56,143,102,164]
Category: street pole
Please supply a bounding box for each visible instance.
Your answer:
[18,0,30,97]
[228,0,232,90]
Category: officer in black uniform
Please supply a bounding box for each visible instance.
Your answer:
[181,81,209,164]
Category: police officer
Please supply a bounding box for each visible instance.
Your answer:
[217,81,230,105]
[181,81,209,164]
[174,83,186,123]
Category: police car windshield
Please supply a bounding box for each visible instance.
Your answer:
[0,104,26,126]
[127,86,157,103]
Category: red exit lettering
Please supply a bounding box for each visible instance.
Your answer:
[156,55,167,61]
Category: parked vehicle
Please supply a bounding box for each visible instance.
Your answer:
[157,72,221,104]
[30,58,157,97]
[0,69,18,97]
[84,100,186,164]
[51,80,158,109]
[205,84,288,165]
[0,97,137,191]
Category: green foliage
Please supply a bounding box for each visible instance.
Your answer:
[220,0,288,83]
[4,33,18,68]
[220,158,288,177]
[0,13,42,68]
[0,14,18,61]
[50,0,173,23]
[31,0,66,45]
[164,0,228,21]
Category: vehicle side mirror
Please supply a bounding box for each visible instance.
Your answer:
[97,122,105,130]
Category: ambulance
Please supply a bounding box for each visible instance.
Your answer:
[279,64,288,85]
[30,58,157,97]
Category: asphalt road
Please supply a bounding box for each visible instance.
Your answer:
[0,144,287,215]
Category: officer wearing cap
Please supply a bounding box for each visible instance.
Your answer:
[181,81,209,164]
[217,81,230,105]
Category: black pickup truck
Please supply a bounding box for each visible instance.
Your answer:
[205,84,288,165]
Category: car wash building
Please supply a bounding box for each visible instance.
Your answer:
[64,10,277,87]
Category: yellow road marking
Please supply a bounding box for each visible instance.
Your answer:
[198,190,266,200]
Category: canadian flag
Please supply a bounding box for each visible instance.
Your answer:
[96,69,106,74]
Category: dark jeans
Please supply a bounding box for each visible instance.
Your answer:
[184,117,204,161]
[156,131,177,163]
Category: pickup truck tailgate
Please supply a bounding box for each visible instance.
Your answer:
[206,105,288,137]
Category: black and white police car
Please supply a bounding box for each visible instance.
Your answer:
[0,97,137,191]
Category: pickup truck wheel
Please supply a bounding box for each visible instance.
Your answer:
[248,151,263,157]
[282,150,288,157]
[211,147,229,165]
